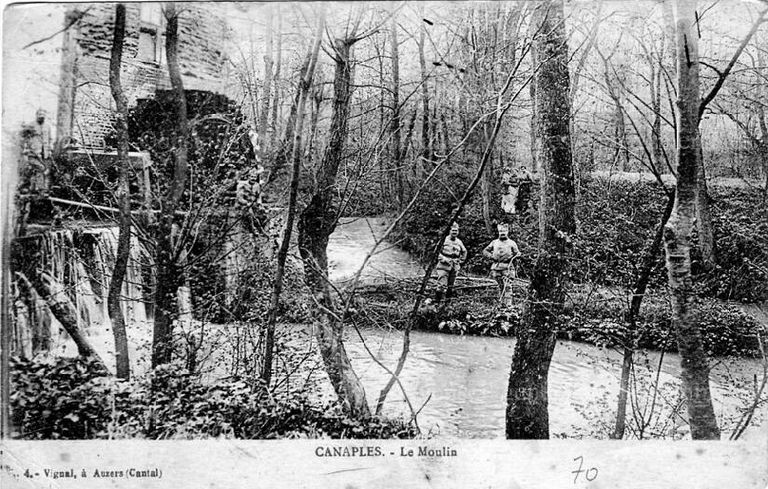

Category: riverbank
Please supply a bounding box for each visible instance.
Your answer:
[353,285,767,357]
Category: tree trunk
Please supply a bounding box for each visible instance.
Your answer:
[651,59,663,172]
[16,272,106,371]
[617,100,630,171]
[269,24,321,185]
[663,0,720,439]
[419,19,431,172]
[613,189,675,439]
[258,5,274,150]
[269,6,282,150]
[374,39,388,200]
[390,21,403,207]
[152,3,190,368]
[260,14,324,385]
[506,0,575,439]
[304,82,323,163]
[695,144,716,269]
[529,71,538,174]
[441,113,451,164]
[297,38,370,418]
[108,3,131,379]
[480,136,494,234]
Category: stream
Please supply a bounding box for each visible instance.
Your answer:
[318,217,767,439]
[43,218,765,439]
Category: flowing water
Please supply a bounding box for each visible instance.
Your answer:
[336,327,764,439]
[327,217,424,284]
[319,217,767,439]
[25,219,766,439]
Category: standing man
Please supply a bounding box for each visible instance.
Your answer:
[434,222,467,304]
[515,165,534,215]
[483,223,521,297]
[21,109,53,195]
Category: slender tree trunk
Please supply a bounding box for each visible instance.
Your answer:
[419,20,431,172]
[153,3,190,368]
[506,0,575,439]
[376,40,387,200]
[695,144,715,269]
[305,83,323,163]
[664,0,720,439]
[390,21,403,207]
[651,60,663,172]
[617,100,630,171]
[270,7,282,150]
[613,189,675,439]
[529,72,538,174]
[258,5,274,150]
[108,3,131,379]
[260,14,324,384]
[480,127,494,234]
[269,23,321,185]
[402,110,418,172]
[297,38,370,418]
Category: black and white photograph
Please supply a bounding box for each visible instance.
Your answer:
[1,0,767,486]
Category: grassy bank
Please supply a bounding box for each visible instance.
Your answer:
[353,285,766,357]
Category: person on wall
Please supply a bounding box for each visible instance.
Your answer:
[20,108,53,195]
[483,222,521,300]
[434,221,467,305]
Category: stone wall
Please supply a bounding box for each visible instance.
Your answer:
[63,3,229,148]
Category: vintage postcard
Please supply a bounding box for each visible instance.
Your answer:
[1,1,767,487]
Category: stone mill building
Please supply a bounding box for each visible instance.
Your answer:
[3,3,243,366]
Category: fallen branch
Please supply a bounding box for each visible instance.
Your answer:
[15,271,108,372]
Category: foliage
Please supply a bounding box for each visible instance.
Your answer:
[693,187,768,302]
[10,356,111,439]
[10,357,418,440]
[392,176,768,302]
[355,287,765,357]
[566,295,765,357]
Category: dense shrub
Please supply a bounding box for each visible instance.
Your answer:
[10,356,111,439]
[693,187,768,302]
[10,358,417,440]
[356,287,765,357]
[561,296,764,357]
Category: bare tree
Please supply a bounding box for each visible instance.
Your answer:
[694,3,766,269]
[390,20,404,206]
[258,5,274,149]
[297,30,372,418]
[663,0,720,439]
[269,5,283,150]
[107,3,131,380]
[418,12,432,169]
[506,0,576,439]
[152,3,190,367]
[260,13,325,384]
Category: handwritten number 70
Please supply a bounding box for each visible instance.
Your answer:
[572,456,598,483]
